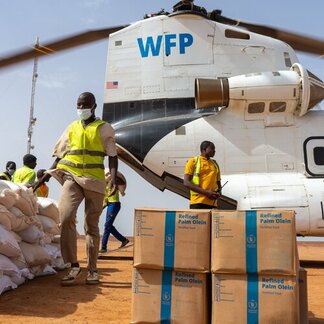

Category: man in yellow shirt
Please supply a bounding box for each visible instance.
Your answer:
[12,154,37,186]
[184,141,221,209]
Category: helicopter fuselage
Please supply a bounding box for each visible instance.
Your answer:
[103,12,324,236]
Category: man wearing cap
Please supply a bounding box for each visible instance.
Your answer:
[0,161,16,181]
[33,91,118,286]
[12,154,37,186]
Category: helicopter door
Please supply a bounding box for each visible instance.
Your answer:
[303,136,324,177]
[248,185,309,208]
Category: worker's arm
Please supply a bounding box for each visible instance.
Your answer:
[183,173,220,200]
[32,157,61,192]
[108,155,118,193]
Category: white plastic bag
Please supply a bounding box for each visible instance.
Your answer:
[37,197,59,223]
[0,225,21,258]
[0,274,17,295]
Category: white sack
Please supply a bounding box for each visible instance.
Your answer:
[19,242,51,267]
[0,189,18,209]
[9,207,35,232]
[0,225,21,258]
[13,188,37,217]
[31,264,57,277]
[37,197,59,223]
[0,274,17,295]
[11,251,28,270]
[0,180,21,193]
[17,224,44,244]
[36,215,60,235]
[43,243,61,259]
[0,254,21,278]
[0,204,12,230]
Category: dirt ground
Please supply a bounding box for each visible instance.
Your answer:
[1,239,324,323]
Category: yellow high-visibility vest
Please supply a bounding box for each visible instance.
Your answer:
[12,166,36,185]
[57,119,106,181]
[190,156,219,198]
[103,185,119,206]
[0,172,10,181]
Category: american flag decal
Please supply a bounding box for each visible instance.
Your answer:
[106,81,119,89]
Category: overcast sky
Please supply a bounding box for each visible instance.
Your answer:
[0,0,323,237]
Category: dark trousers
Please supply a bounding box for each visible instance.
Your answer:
[101,202,126,249]
[190,203,214,209]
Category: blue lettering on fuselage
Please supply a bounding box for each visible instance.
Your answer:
[137,33,193,58]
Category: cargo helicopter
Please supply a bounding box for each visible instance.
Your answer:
[0,1,324,236]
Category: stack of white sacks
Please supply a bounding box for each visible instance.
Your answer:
[0,180,63,295]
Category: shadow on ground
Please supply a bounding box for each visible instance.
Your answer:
[0,265,122,319]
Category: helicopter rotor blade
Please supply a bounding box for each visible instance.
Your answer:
[211,13,324,56]
[0,25,128,69]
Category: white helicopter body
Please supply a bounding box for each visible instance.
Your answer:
[103,12,324,236]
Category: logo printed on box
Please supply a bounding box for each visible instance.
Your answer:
[246,234,256,246]
[162,291,171,303]
[165,233,174,244]
[248,299,258,312]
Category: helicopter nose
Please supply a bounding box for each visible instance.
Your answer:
[308,77,324,110]
[292,63,324,116]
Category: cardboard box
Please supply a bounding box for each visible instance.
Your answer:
[211,210,297,275]
[134,208,210,272]
[131,268,209,324]
[212,273,299,324]
[299,267,308,324]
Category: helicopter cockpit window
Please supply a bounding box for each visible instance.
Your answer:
[248,102,265,114]
[269,102,286,113]
[314,147,324,165]
[225,29,250,40]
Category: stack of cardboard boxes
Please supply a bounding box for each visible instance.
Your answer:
[211,210,301,323]
[131,208,308,324]
[131,208,211,323]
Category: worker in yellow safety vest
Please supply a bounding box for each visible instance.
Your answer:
[35,169,49,197]
[12,154,37,186]
[33,91,118,286]
[99,170,129,253]
[0,161,16,181]
[184,140,222,209]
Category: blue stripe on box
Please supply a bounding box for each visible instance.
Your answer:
[160,270,172,323]
[246,210,257,273]
[163,211,176,270]
[247,274,259,323]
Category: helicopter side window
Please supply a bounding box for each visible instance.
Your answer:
[248,102,265,114]
[225,29,250,40]
[314,147,324,165]
[284,52,292,67]
[303,137,324,177]
[269,102,286,113]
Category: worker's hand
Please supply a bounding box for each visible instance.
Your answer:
[32,181,41,192]
[32,174,51,192]
[206,190,221,200]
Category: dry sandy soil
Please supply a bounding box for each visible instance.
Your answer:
[1,239,324,323]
